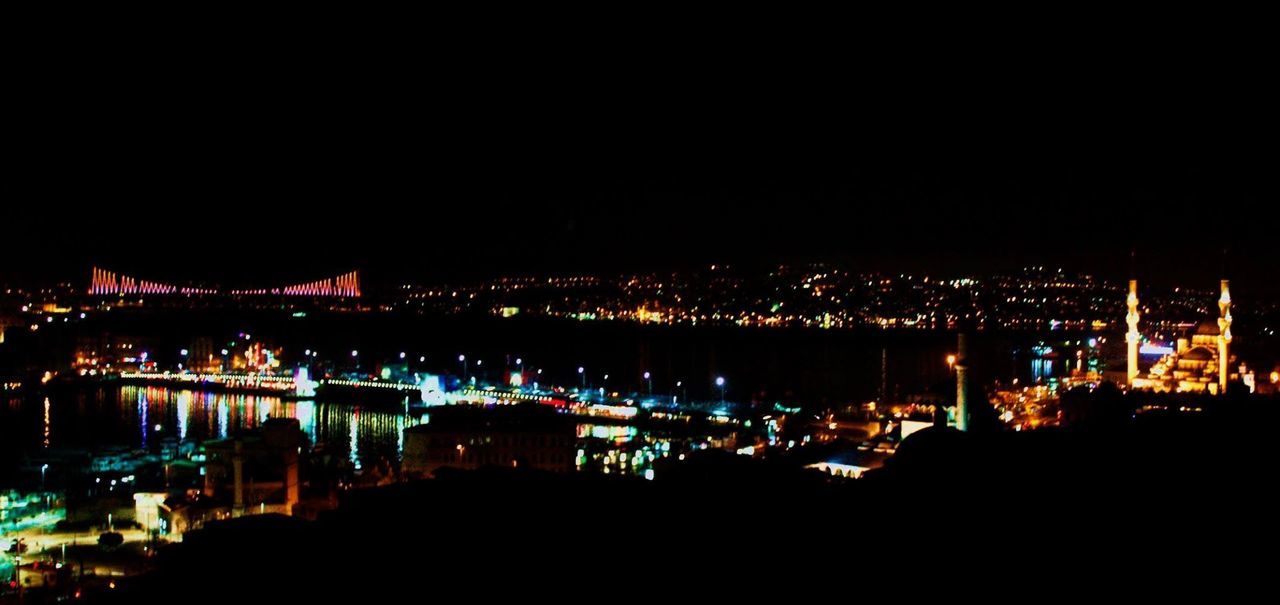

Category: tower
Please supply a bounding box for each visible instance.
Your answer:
[1218,279,1232,393]
[955,332,969,432]
[1126,279,1141,386]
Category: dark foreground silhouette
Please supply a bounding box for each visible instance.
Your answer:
[81,390,1280,601]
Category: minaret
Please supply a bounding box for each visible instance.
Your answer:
[1218,279,1232,393]
[955,332,969,432]
[1126,279,1141,386]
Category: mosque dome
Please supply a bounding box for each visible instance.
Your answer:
[1194,321,1221,336]
[1182,346,1215,361]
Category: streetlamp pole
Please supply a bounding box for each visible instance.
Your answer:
[716,376,726,405]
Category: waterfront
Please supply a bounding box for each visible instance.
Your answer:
[1,384,734,489]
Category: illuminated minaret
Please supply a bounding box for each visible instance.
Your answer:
[1126,279,1141,386]
[1218,279,1232,393]
[955,332,969,432]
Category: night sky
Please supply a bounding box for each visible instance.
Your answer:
[3,31,1276,292]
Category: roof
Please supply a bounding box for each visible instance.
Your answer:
[1194,320,1221,336]
[1182,346,1214,361]
[406,404,575,434]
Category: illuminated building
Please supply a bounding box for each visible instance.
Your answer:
[1131,280,1236,394]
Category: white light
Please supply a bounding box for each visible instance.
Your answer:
[716,376,726,387]
[458,354,465,362]
[352,350,359,357]
[643,371,651,379]
[516,358,522,365]
[399,352,406,359]
[578,366,585,374]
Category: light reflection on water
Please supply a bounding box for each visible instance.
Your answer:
[10,387,717,480]
[24,386,416,472]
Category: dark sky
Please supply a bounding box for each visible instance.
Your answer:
[3,25,1276,293]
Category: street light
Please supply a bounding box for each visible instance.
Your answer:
[578,366,585,388]
[644,371,652,395]
[399,352,406,360]
[41,463,48,491]
[459,355,468,379]
[946,354,957,373]
[715,376,726,404]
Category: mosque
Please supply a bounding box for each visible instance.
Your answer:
[1127,279,1237,394]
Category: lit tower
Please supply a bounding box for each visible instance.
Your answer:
[955,332,969,432]
[1218,279,1232,393]
[1126,279,1141,386]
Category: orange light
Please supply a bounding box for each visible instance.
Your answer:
[1271,371,1280,384]
[946,354,957,367]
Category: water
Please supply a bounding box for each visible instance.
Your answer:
[1,385,724,488]
[1,386,413,484]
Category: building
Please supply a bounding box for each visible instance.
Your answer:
[201,418,303,517]
[1131,281,1236,394]
[402,406,576,478]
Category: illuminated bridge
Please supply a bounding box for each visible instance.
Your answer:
[89,267,361,297]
